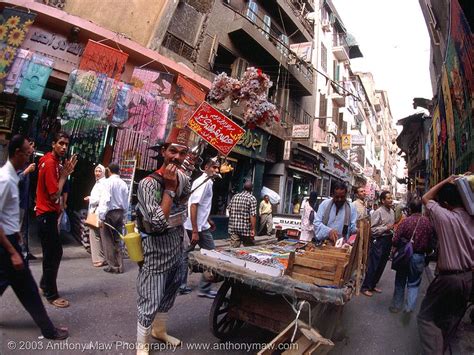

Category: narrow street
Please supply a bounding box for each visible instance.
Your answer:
[3,236,471,355]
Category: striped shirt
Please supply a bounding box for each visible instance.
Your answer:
[136,170,190,272]
[228,191,257,237]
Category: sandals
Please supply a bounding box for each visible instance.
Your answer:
[49,297,70,308]
[361,290,373,297]
[93,261,107,267]
[372,287,383,293]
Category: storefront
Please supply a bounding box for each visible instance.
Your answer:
[210,127,270,238]
[319,148,351,199]
[281,143,321,214]
[0,2,211,247]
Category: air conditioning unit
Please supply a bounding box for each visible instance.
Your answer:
[321,20,331,32]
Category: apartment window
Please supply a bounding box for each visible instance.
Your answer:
[247,0,258,23]
[318,94,327,128]
[321,43,327,72]
[232,57,249,79]
[333,61,340,82]
[261,15,271,39]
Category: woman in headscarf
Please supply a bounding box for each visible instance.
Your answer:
[300,192,318,242]
[84,164,107,267]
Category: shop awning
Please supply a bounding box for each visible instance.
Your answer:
[289,165,320,178]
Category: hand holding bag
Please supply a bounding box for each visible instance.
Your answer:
[391,217,421,271]
[85,207,99,228]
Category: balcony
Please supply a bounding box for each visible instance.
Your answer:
[276,0,313,41]
[226,6,313,95]
[331,81,346,107]
[277,100,313,125]
[332,33,350,61]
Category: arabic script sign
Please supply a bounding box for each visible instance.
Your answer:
[187,102,245,155]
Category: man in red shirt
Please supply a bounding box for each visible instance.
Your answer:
[36,132,76,308]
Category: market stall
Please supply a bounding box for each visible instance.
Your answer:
[188,219,371,353]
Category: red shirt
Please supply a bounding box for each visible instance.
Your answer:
[36,152,61,215]
[393,214,434,253]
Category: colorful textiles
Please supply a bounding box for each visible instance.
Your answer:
[62,119,108,162]
[0,8,36,93]
[131,68,174,99]
[18,53,54,101]
[79,40,128,80]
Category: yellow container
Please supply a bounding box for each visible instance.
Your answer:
[121,222,144,263]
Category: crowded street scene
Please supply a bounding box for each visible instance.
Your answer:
[0,0,473,354]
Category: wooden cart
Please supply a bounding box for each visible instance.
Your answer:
[187,219,371,354]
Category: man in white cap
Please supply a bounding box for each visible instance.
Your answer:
[135,128,191,354]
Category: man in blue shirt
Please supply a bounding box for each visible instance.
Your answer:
[313,181,357,243]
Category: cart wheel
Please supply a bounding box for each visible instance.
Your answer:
[209,281,243,339]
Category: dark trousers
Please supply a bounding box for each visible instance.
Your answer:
[181,228,215,293]
[0,234,56,337]
[417,272,473,354]
[101,209,124,271]
[37,212,62,301]
[362,234,392,291]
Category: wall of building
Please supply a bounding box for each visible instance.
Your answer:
[63,0,170,47]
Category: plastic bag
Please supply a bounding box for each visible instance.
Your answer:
[261,186,281,204]
[59,212,71,233]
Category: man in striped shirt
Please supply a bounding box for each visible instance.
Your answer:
[135,141,190,354]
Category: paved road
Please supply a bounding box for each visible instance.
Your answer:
[1,235,472,354]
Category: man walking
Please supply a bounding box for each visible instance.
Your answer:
[361,191,395,297]
[418,174,473,354]
[1,135,68,339]
[35,132,76,308]
[135,134,191,353]
[98,163,129,274]
[180,157,220,298]
[258,195,273,236]
[228,181,257,248]
[313,182,357,243]
[352,186,368,220]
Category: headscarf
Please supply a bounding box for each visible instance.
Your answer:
[95,164,106,180]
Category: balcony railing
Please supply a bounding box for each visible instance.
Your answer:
[276,100,313,125]
[332,32,350,61]
[231,4,314,84]
[284,0,314,34]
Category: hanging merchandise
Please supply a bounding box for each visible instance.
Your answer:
[0,8,36,93]
[111,82,132,125]
[18,53,54,101]
[62,118,108,162]
[174,75,206,128]
[59,69,118,121]
[131,68,174,99]
[113,128,157,171]
[79,40,128,80]
[4,48,30,93]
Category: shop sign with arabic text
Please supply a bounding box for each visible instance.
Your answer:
[187,102,245,155]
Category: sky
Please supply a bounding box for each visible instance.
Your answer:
[332,0,433,123]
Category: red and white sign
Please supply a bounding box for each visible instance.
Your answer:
[187,102,245,156]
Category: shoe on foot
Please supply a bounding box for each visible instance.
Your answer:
[389,306,401,313]
[104,266,121,274]
[372,287,382,293]
[198,290,217,299]
[48,297,70,308]
[361,290,373,297]
[179,286,192,295]
[44,327,69,340]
